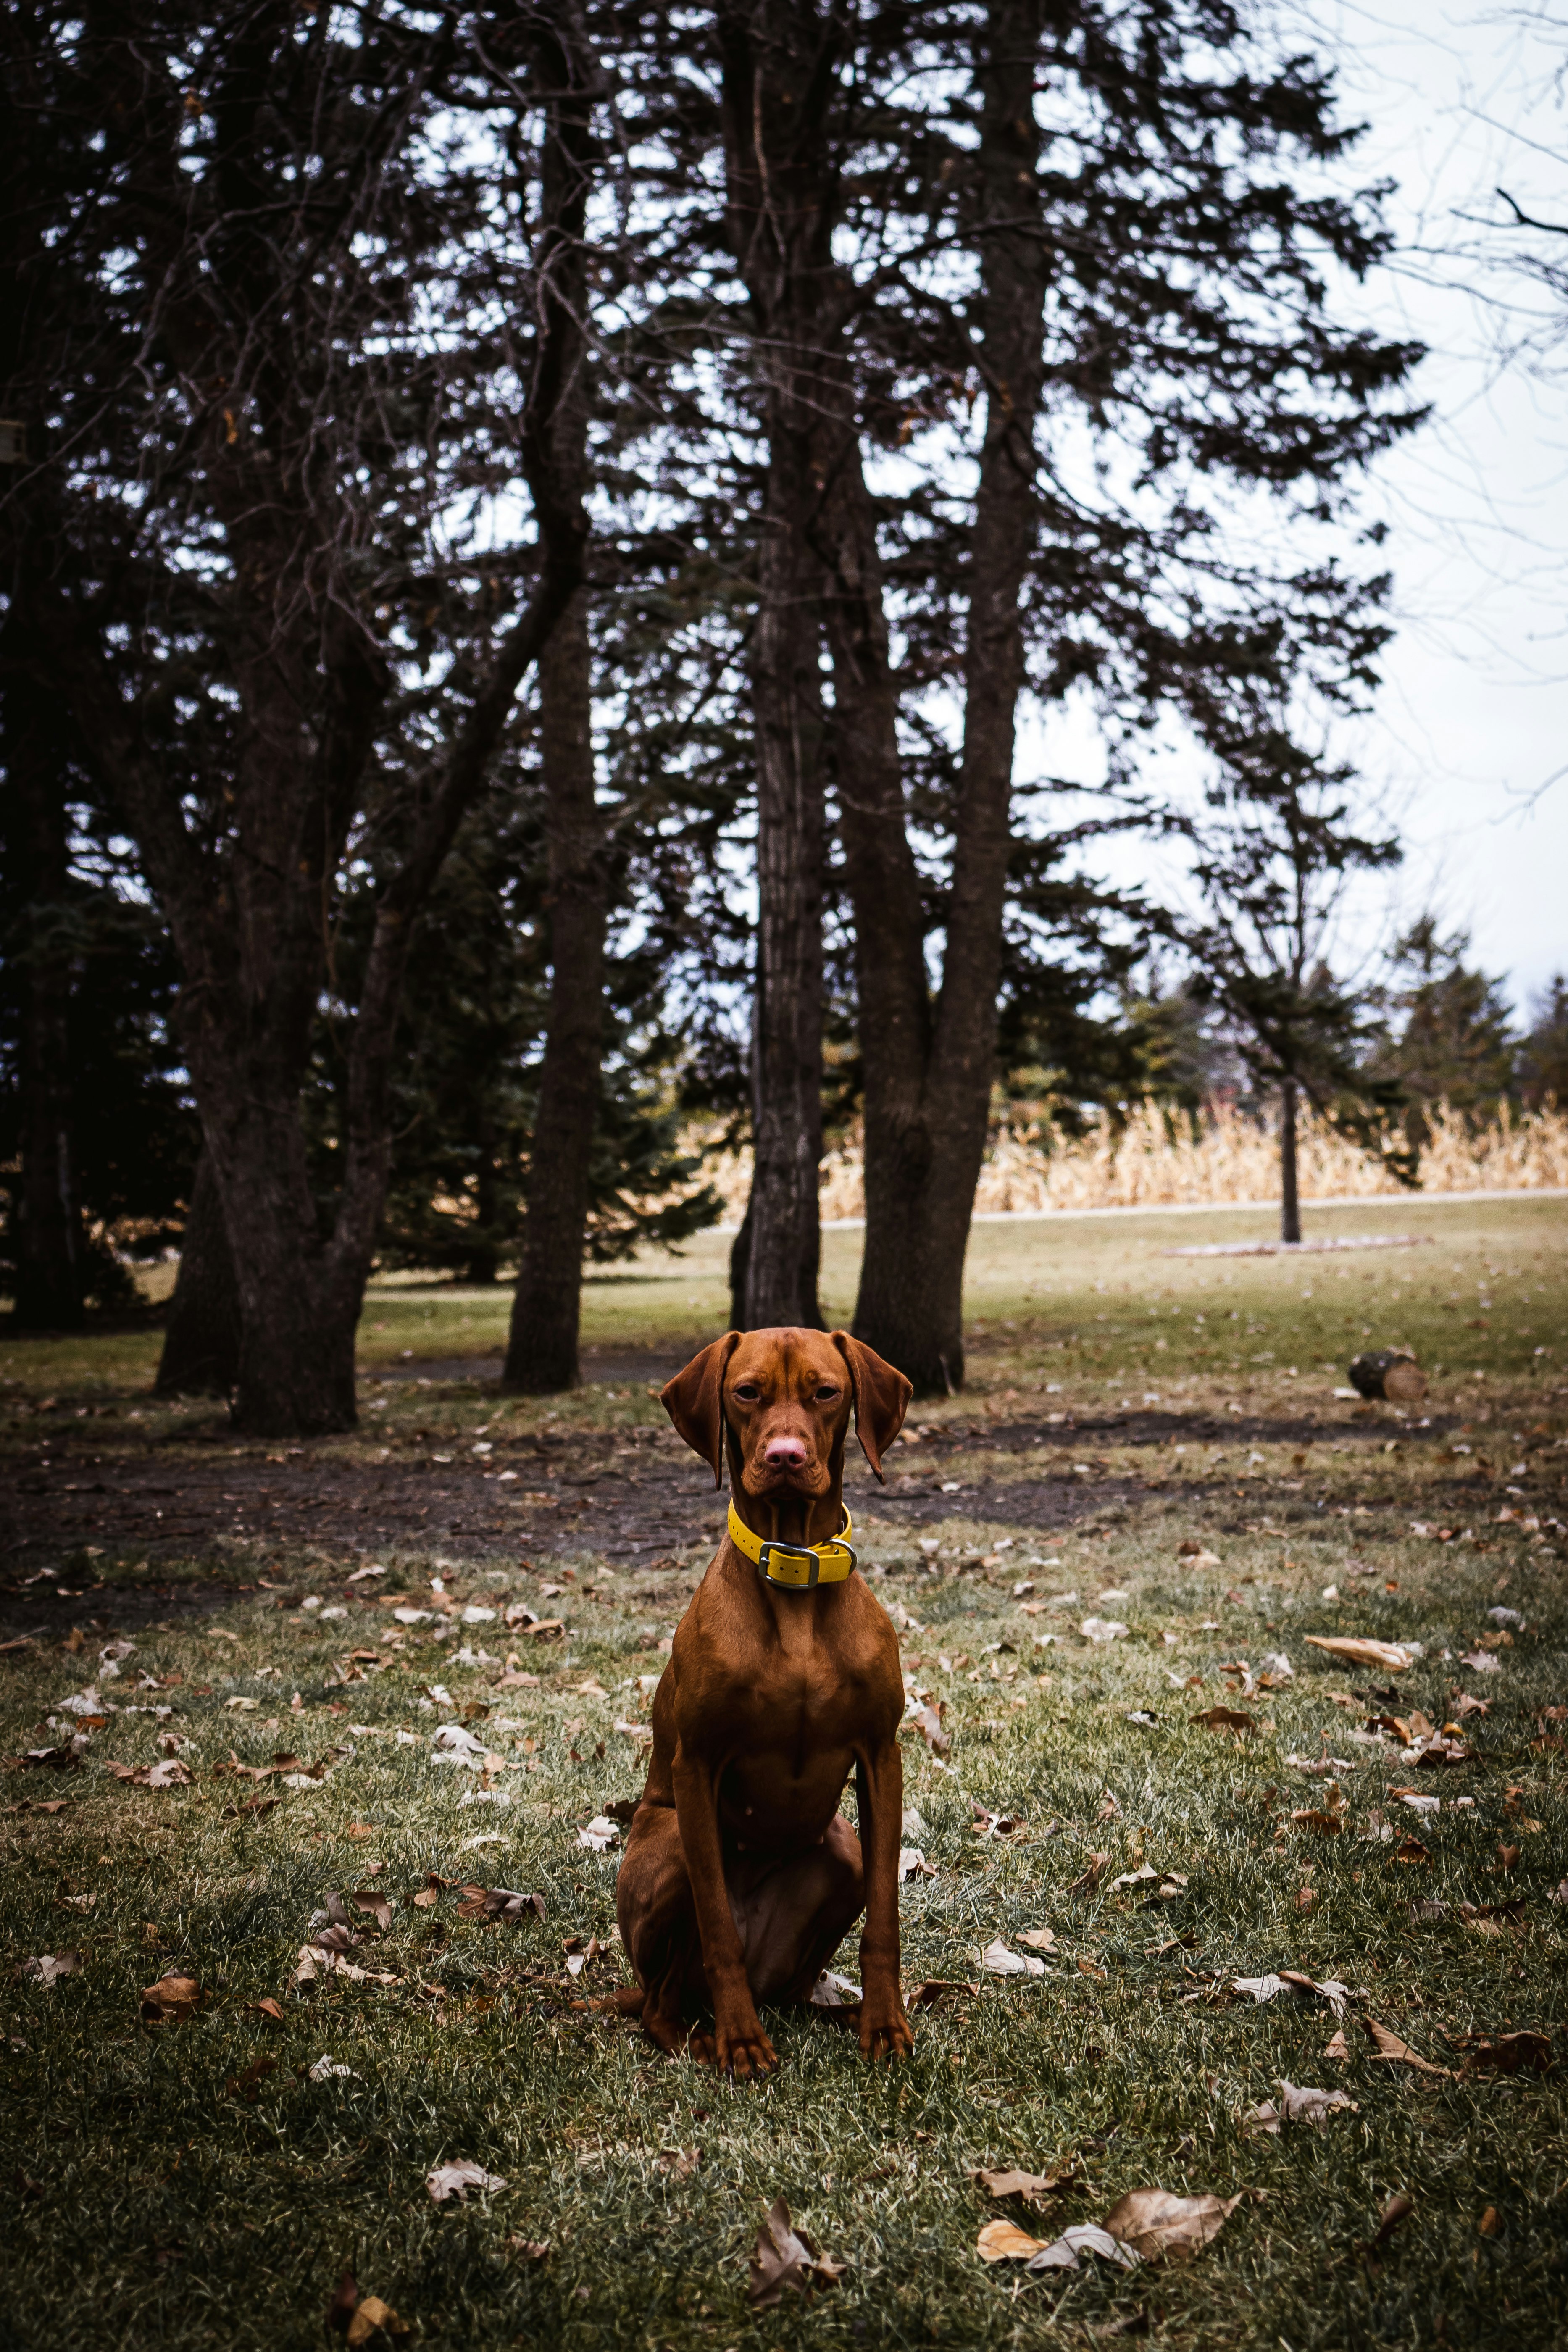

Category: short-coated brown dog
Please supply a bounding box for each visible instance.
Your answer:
[612,1325,915,2075]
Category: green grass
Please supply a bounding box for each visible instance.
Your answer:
[2,1197,1565,2349]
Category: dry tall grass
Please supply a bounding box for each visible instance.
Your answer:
[697,1099,1568,1222]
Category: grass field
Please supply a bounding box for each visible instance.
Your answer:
[2,1196,1565,2350]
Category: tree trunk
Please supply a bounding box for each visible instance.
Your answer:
[1280,1078,1301,1244]
[826,0,1049,1393]
[504,589,608,1392]
[729,1192,755,1334]
[743,440,826,1328]
[503,24,604,1394]
[3,650,83,1330]
[718,0,840,1333]
[155,1150,242,1395]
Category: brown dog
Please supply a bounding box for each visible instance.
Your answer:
[613,1325,915,2074]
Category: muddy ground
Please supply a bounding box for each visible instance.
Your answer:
[2,1353,1489,1635]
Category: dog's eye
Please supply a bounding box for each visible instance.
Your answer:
[814,1384,840,1402]
[732,1383,761,1403]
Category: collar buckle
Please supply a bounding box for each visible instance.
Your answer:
[757,1538,821,1589]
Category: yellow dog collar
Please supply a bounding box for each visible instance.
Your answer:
[726,1499,856,1590]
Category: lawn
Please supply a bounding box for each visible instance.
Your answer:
[1,1195,1564,2350]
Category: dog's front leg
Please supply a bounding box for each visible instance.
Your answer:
[670,1747,779,2078]
[856,1742,914,2059]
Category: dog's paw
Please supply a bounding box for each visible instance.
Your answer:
[859,2003,914,2061]
[715,2016,779,2081]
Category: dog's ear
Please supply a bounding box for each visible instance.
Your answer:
[659,1331,742,1486]
[830,1331,913,1482]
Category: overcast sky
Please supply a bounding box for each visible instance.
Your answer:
[1300,0,1568,1015]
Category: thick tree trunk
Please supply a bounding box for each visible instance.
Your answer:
[155,1150,242,1395]
[188,1078,364,1435]
[1280,1078,1301,1244]
[824,0,1048,1393]
[719,0,840,1333]
[504,589,608,1392]
[4,655,83,1330]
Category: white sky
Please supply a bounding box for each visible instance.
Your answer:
[1278,0,1568,1014]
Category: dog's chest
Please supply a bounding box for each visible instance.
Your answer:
[710,1624,886,1760]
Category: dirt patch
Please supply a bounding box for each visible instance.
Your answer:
[371,1346,685,1387]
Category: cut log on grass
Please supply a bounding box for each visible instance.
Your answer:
[1348,1350,1428,1402]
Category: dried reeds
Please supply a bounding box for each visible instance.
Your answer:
[695,1099,1568,1223]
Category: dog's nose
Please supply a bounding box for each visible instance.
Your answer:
[763,1435,808,1467]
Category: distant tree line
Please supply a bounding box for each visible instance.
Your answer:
[0,0,1556,1431]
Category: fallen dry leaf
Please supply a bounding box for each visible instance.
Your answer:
[1191,1706,1257,1735]
[979,1938,1045,1979]
[502,2234,550,2262]
[747,2197,847,2306]
[809,1969,861,2010]
[905,1701,950,1758]
[226,2055,279,2102]
[105,1757,193,1789]
[1361,2017,1453,2077]
[18,1950,81,1986]
[974,2168,1068,2204]
[976,2218,1050,2263]
[1017,1926,1057,1952]
[348,2295,410,2346]
[655,2147,701,2180]
[1453,2029,1553,2076]
[349,1888,393,1931]
[907,1978,978,2008]
[1222,1966,1354,2023]
[978,2217,1138,2272]
[141,1973,200,2024]
[1393,1836,1430,1865]
[250,1997,285,2025]
[1066,1852,1109,1896]
[1246,2080,1358,2133]
[426,2159,507,2205]
[1101,2188,1242,2261]
[1304,1636,1412,1672]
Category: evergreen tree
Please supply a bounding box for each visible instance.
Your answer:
[1519,976,1568,1110]
[1373,916,1517,1139]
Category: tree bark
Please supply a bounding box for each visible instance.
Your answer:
[1280,1078,1301,1244]
[824,0,1049,1392]
[718,0,840,1331]
[503,20,605,1395]
[2,633,82,1329]
[744,448,826,1327]
[155,1150,242,1395]
[504,595,608,1390]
